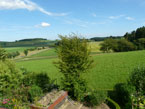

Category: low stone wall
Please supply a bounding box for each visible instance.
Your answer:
[30,91,68,109]
[48,92,68,109]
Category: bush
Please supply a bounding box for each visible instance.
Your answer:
[11,85,30,103]
[7,51,20,59]
[0,48,7,61]
[128,67,145,94]
[28,85,43,102]
[0,60,23,94]
[35,73,56,92]
[22,71,36,86]
[113,83,135,109]
[22,71,57,93]
[84,90,107,107]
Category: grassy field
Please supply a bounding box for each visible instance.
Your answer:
[29,42,102,57]
[88,41,102,53]
[30,48,57,57]
[5,47,34,53]
[16,50,145,90]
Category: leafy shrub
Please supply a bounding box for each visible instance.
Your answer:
[0,60,23,93]
[113,83,135,109]
[22,71,36,86]
[84,90,107,107]
[35,73,57,92]
[11,85,30,103]
[28,85,43,102]
[128,67,145,94]
[0,48,7,61]
[7,51,20,59]
[22,71,57,92]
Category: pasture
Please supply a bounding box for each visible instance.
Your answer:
[88,41,102,53]
[5,47,34,53]
[29,42,102,57]
[16,49,145,90]
[30,48,57,57]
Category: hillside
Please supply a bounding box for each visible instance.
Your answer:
[0,38,57,47]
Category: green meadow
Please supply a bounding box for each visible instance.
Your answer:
[30,48,57,57]
[5,47,34,53]
[30,42,102,57]
[16,50,145,90]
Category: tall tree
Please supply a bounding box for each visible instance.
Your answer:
[56,34,93,101]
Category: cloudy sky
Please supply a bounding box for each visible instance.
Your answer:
[0,0,145,41]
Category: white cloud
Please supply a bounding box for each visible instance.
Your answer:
[41,22,50,27]
[125,17,134,20]
[109,15,125,19]
[0,0,67,16]
[35,22,51,28]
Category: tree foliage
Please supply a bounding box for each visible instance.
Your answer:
[124,26,145,50]
[124,26,145,41]
[100,38,118,52]
[56,34,93,101]
[100,39,136,52]
[0,48,7,61]
[0,48,22,94]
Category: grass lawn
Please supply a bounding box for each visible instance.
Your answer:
[16,50,145,90]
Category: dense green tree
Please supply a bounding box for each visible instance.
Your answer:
[135,26,145,39]
[56,34,93,101]
[113,39,136,52]
[100,38,118,53]
[124,26,145,42]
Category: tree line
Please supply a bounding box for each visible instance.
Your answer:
[100,26,145,52]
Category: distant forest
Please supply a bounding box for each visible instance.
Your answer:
[90,36,123,41]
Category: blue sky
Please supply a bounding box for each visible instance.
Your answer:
[0,0,145,41]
